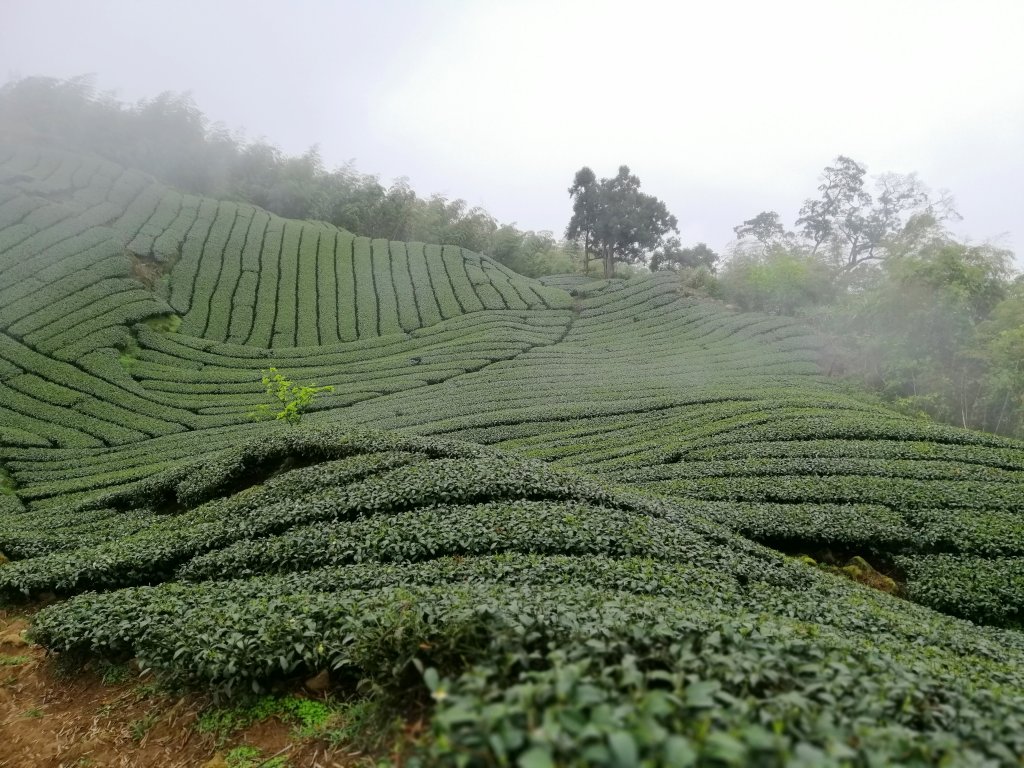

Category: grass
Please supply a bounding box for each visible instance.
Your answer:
[99,661,131,685]
[316,698,412,755]
[141,313,182,334]
[196,693,408,762]
[224,745,289,768]
[117,337,142,370]
[129,709,160,742]
[197,695,335,744]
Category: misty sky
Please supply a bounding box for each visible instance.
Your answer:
[2,0,1023,257]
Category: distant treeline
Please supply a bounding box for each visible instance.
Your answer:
[0,75,577,277]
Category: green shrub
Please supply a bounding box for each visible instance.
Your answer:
[249,367,333,425]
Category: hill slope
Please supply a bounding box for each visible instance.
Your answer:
[2,142,1024,764]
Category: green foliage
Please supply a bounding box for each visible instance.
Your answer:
[29,547,1024,763]
[116,336,142,371]
[649,239,719,276]
[566,165,679,278]
[141,313,182,333]
[174,500,703,582]
[6,420,1024,763]
[224,746,261,767]
[198,695,333,740]
[733,211,788,248]
[898,553,1024,628]
[129,710,159,742]
[792,156,944,270]
[316,697,405,753]
[676,265,720,297]
[250,368,333,425]
[718,247,835,315]
[566,167,600,276]
[0,467,14,496]
[489,226,575,277]
[726,155,1021,439]
[99,660,130,685]
[224,745,288,768]
[833,240,1019,435]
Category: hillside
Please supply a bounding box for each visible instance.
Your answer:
[2,141,1024,765]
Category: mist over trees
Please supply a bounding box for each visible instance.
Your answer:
[649,240,718,273]
[718,156,1022,438]
[0,75,573,277]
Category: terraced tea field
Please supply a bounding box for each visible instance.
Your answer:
[2,143,1024,765]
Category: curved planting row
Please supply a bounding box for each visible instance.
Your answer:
[3,427,1024,765]
[3,218,1023,634]
[124,309,572,417]
[323,276,1024,629]
[0,144,574,455]
[0,144,230,449]
[168,208,569,347]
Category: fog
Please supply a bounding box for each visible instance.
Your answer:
[2,0,1022,255]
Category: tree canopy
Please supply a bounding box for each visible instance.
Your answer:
[649,239,719,273]
[566,166,678,278]
[732,211,788,251]
[793,156,955,269]
[718,155,1021,438]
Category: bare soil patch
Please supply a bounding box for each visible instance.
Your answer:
[0,608,359,768]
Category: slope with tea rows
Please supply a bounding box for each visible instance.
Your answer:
[2,142,1024,763]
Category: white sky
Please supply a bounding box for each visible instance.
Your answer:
[2,0,1022,257]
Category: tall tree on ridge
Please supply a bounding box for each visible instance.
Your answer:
[567,165,678,278]
[566,167,599,276]
[733,211,788,252]
[795,155,951,270]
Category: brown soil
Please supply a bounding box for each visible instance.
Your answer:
[0,608,360,768]
[128,252,167,291]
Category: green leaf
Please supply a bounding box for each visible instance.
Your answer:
[608,731,639,767]
[685,680,719,708]
[663,736,697,767]
[517,747,555,768]
[423,666,439,691]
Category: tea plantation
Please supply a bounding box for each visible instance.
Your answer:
[2,143,1024,765]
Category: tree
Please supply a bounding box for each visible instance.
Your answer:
[795,155,868,259]
[795,155,953,270]
[718,247,835,315]
[835,239,1014,431]
[565,167,599,275]
[978,280,1024,434]
[567,165,678,278]
[249,368,333,425]
[649,239,718,272]
[732,211,787,251]
[723,151,1022,437]
[490,226,570,276]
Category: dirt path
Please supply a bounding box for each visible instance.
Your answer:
[0,609,356,767]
